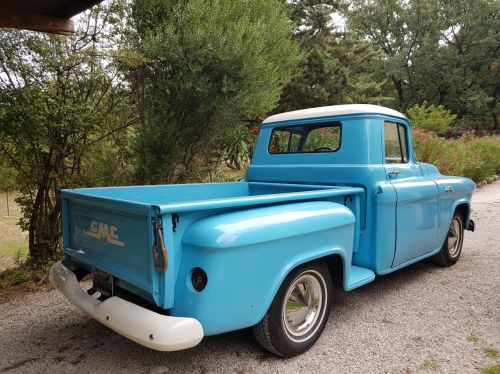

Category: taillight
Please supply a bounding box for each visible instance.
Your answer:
[191,267,208,292]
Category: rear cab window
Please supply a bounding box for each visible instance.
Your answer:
[384,121,408,163]
[268,122,341,154]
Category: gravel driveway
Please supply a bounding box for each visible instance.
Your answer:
[1,182,499,374]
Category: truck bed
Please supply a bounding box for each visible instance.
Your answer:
[60,181,364,309]
[62,181,362,212]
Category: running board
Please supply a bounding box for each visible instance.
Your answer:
[345,265,375,291]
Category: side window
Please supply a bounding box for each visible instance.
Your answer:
[384,121,409,163]
[268,130,301,153]
[268,122,341,154]
[303,126,341,151]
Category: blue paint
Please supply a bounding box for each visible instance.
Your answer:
[60,105,475,336]
[174,201,356,334]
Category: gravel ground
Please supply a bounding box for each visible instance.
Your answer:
[1,182,499,374]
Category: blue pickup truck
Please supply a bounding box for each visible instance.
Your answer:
[50,104,475,357]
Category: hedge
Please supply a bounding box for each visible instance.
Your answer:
[412,129,500,182]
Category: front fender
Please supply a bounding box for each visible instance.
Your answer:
[172,201,355,335]
[452,199,471,223]
[435,176,475,242]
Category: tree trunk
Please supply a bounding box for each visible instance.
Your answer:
[27,163,61,265]
[391,76,405,108]
[28,186,47,263]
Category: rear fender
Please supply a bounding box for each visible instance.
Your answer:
[172,201,356,335]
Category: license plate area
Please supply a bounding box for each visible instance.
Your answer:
[92,268,114,297]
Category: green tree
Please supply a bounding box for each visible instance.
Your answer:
[407,102,456,135]
[277,0,390,112]
[123,0,301,184]
[0,158,16,193]
[0,1,132,264]
[411,0,499,131]
[345,0,499,131]
[345,0,441,109]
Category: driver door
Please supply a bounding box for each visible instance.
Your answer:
[384,121,439,267]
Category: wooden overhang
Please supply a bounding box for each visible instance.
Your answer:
[0,0,103,35]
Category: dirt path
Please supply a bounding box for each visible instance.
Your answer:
[0,183,499,373]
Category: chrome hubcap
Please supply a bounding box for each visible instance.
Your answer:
[447,218,462,257]
[282,272,324,342]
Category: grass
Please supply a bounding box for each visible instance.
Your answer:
[485,349,500,360]
[0,216,26,246]
[478,345,500,373]
[0,259,53,289]
[481,364,500,374]
[0,242,28,257]
[420,360,439,371]
[0,208,28,272]
[1,266,30,285]
[0,193,57,290]
[0,203,33,291]
[466,335,481,343]
[0,215,18,223]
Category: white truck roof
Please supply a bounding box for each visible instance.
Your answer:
[263,104,407,124]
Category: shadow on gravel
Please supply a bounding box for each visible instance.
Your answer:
[3,259,444,373]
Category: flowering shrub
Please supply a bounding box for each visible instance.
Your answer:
[412,129,500,182]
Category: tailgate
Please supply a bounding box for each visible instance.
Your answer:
[61,190,157,300]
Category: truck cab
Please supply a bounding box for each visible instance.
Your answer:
[249,104,475,273]
[50,104,475,357]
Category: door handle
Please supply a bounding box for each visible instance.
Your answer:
[445,186,454,192]
[388,171,400,178]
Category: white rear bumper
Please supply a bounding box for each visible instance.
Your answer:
[49,261,204,351]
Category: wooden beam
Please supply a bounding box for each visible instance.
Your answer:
[0,8,74,35]
[53,0,104,18]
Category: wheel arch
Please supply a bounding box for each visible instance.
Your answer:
[278,252,347,292]
[322,253,345,287]
[454,201,471,227]
[246,247,352,331]
[455,202,470,227]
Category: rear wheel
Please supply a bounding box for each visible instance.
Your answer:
[252,262,332,357]
[431,212,464,266]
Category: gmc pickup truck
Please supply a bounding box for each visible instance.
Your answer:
[50,104,475,357]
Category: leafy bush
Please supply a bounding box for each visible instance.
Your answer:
[408,102,457,136]
[1,267,29,285]
[128,0,301,184]
[412,129,500,181]
[0,257,53,288]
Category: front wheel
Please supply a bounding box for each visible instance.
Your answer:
[252,262,332,357]
[431,212,464,266]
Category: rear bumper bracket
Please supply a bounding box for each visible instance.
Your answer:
[49,261,204,351]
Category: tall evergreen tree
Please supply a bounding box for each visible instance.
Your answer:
[345,0,440,109]
[277,0,390,112]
